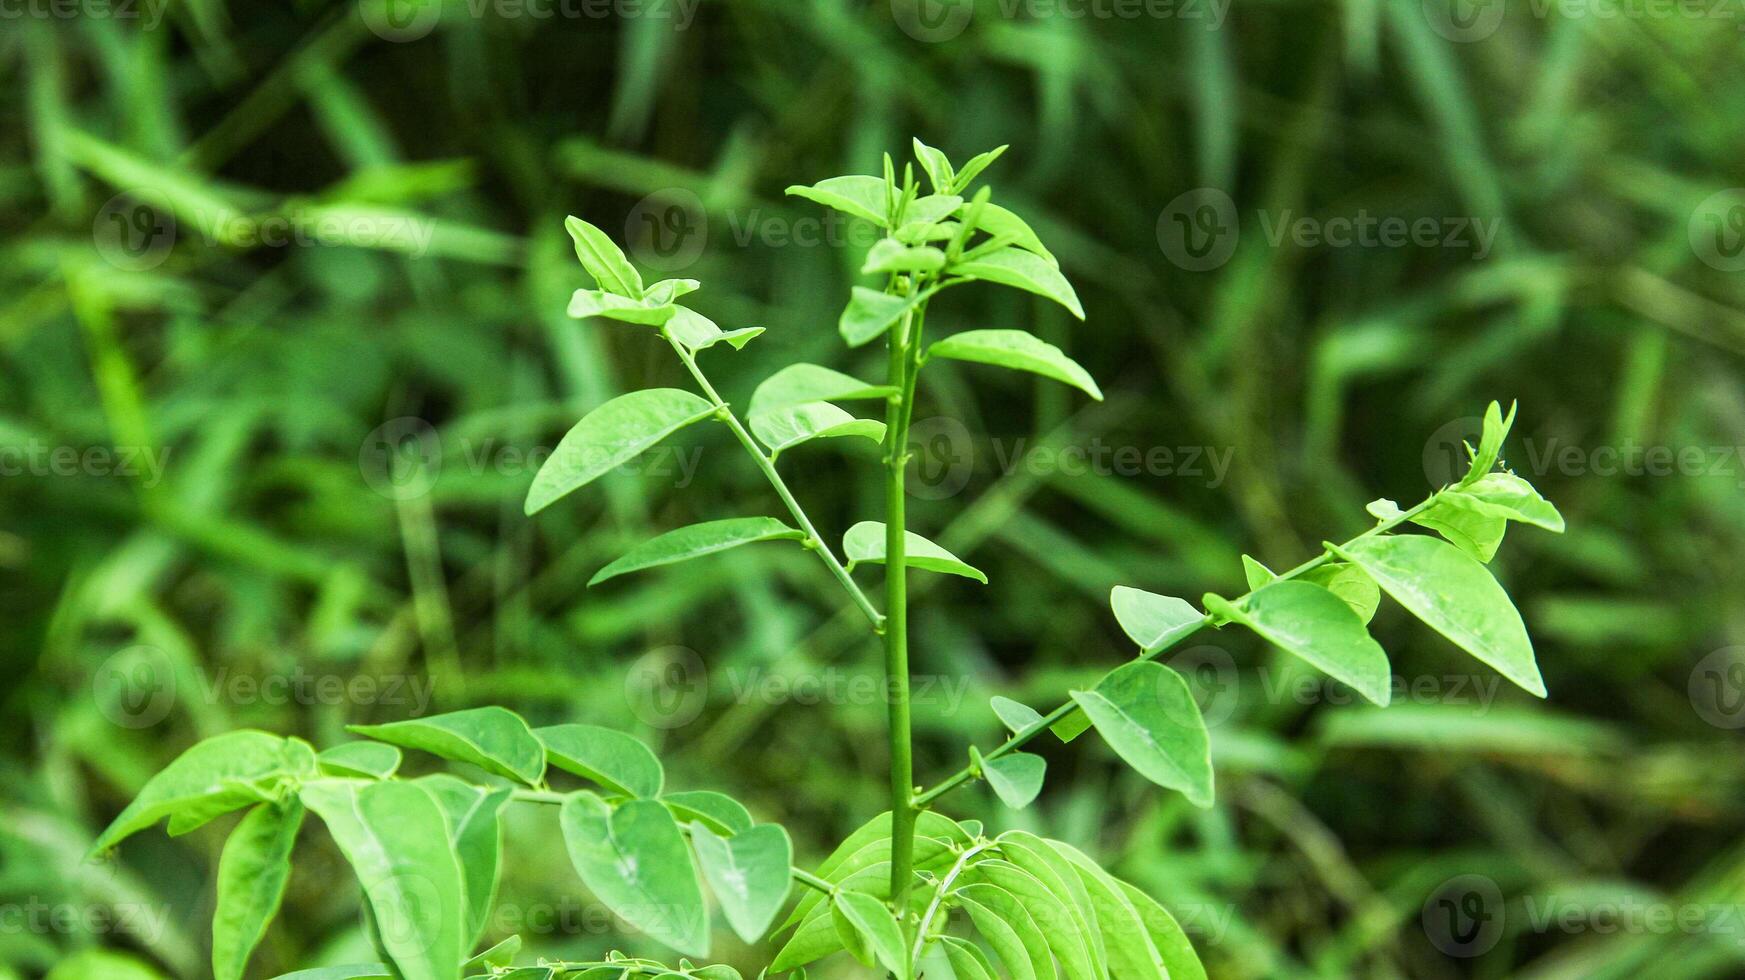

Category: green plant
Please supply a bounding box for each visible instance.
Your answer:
[89,142,1564,980]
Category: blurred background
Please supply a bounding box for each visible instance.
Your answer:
[4,0,1745,977]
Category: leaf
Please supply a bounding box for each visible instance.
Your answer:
[349,707,545,785]
[1050,709,1093,743]
[1297,562,1381,624]
[962,202,1055,265]
[1203,581,1392,706]
[902,193,964,227]
[690,822,793,943]
[1459,400,1516,486]
[590,518,806,586]
[1109,587,1205,652]
[1240,554,1276,590]
[951,247,1084,319]
[301,780,466,980]
[318,742,402,780]
[926,329,1101,400]
[983,752,1046,809]
[525,389,717,515]
[416,775,512,945]
[747,364,895,420]
[990,695,1045,734]
[213,799,303,980]
[538,724,665,798]
[1115,881,1209,980]
[1455,471,1565,531]
[939,936,997,980]
[1412,492,1507,562]
[560,793,710,957]
[567,287,676,326]
[565,215,643,298]
[91,732,310,853]
[779,812,969,930]
[1070,661,1214,807]
[971,861,1097,980]
[660,790,753,836]
[462,935,522,973]
[664,306,762,351]
[647,277,700,299]
[995,833,1107,976]
[831,891,910,980]
[784,175,888,226]
[862,239,946,276]
[270,967,392,980]
[951,145,1008,192]
[954,885,1047,980]
[1331,535,1547,697]
[750,402,885,457]
[839,286,921,347]
[912,138,955,192]
[1048,843,1166,980]
[843,521,987,583]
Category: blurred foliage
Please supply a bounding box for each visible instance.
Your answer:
[3,0,1745,977]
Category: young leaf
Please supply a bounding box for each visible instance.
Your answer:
[983,752,1046,809]
[926,329,1102,400]
[300,780,467,980]
[525,389,717,515]
[749,402,886,457]
[565,216,643,298]
[778,811,970,931]
[902,193,964,227]
[567,288,676,326]
[784,175,888,226]
[537,724,665,798]
[1070,661,1214,807]
[939,936,997,980]
[862,239,946,276]
[318,742,402,780]
[661,790,754,836]
[911,138,955,192]
[213,799,303,980]
[748,364,896,420]
[1110,587,1206,654]
[960,202,1056,265]
[664,306,762,352]
[831,891,910,980]
[1331,535,1547,696]
[1412,493,1507,562]
[690,822,793,943]
[839,286,921,347]
[1459,400,1516,486]
[1297,562,1381,624]
[843,521,988,583]
[348,707,546,785]
[951,247,1084,319]
[560,793,710,957]
[417,775,512,947]
[990,695,1045,734]
[1240,554,1277,590]
[462,935,522,973]
[1455,472,1565,531]
[1203,581,1393,706]
[954,885,1049,980]
[91,731,309,853]
[590,517,806,586]
[950,145,1009,192]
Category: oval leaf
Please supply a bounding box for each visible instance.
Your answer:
[318,742,402,780]
[690,822,793,943]
[416,774,512,945]
[839,286,921,347]
[832,891,910,980]
[661,790,754,836]
[750,402,886,457]
[526,389,717,515]
[591,518,806,586]
[213,799,303,980]
[843,521,987,583]
[91,732,309,854]
[348,707,545,785]
[990,695,1045,734]
[537,724,665,798]
[1203,580,1392,706]
[951,247,1084,319]
[565,215,643,298]
[1109,587,1206,653]
[560,793,709,957]
[747,364,895,421]
[983,753,1046,809]
[1070,661,1213,807]
[927,329,1101,400]
[785,175,889,226]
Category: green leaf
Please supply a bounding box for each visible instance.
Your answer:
[462,935,522,973]
[1070,661,1214,807]
[748,364,895,421]
[926,329,1101,400]
[902,193,964,227]
[990,695,1045,734]
[784,175,888,226]
[962,202,1055,265]
[664,306,762,351]
[1412,492,1507,562]
[91,732,311,853]
[954,885,1048,980]
[690,822,793,943]
[982,752,1046,809]
[525,389,717,515]
[590,518,806,586]
[1454,472,1565,531]
[660,790,754,836]
[912,138,954,192]
[951,247,1084,319]
[1109,587,1205,652]
[301,780,466,980]
[862,240,946,276]
[778,813,968,930]
[318,742,402,780]
[971,861,1096,980]
[270,967,392,980]
[646,277,699,299]
[538,724,664,798]
[1459,400,1516,486]
[1048,842,1166,980]
[939,936,997,980]
[749,402,885,457]
[996,832,1107,976]
[1240,554,1277,591]
[560,793,710,957]
[951,145,1008,192]
[213,799,303,980]
[1332,535,1546,697]
[843,521,988,583]
[565,215,644,298]
[349,707,545,785]
[416,775,512,946]
[1204,581,1393,706]
[567,287,676,326]
[1050,709,1093,743]
[839,286,921,347]
[831,891,910,980]
[1115,881,1208,980]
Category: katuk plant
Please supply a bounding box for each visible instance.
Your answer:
[91,141,1565,980]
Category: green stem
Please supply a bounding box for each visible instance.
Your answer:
[664,334,885,631]
[884,297,920,922]
[910,491,1446,808]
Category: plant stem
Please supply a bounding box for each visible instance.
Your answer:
[883,298,919,923]
[910,491,1445,808]
[664,334,885,631]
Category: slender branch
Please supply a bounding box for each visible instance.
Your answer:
[662,333,885,631]
[883,288,921,923]
[911,491,1447,808]
[909,840,993,967]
